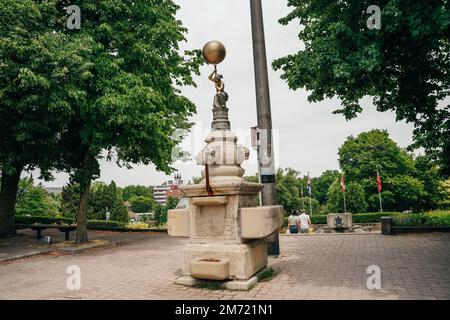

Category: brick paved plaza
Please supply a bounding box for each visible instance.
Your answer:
[0,232,449,300]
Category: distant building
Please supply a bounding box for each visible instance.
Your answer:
[153,174,184,205]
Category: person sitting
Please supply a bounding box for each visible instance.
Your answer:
[288,210,299,234]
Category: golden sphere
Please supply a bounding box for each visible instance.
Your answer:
[202,40,226,65]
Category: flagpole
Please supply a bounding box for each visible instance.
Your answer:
[377,170,383,213]
[341,174,347,213]
[307,172,313,215]
[378,190,383,213]
[343,189,347,213]
[301,185,305,210]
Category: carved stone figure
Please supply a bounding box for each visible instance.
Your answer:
[208,66,229,110]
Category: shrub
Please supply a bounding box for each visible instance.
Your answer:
[283,212,397,227]
[15,215,75,227]
[311,215,327,224]
[422,211,450,226]
[352,212,397,223]
[86,220,126,230]
[392,211,450,226]
[126,222,151,230]
[15,215,166,232]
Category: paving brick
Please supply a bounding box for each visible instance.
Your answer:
[0,233,449,299]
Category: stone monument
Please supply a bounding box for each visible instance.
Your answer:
[327,213,353,230]
[167,40,284,290]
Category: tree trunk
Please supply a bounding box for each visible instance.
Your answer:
[75,180,91,243]
[0,166,22,238]
[75,152,94,244]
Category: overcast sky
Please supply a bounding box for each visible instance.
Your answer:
[38,0,415,188]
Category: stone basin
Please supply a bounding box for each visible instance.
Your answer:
[240,205,284,239]
[190,257,230,280]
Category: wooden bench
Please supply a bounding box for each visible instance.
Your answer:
[21,224,77,241]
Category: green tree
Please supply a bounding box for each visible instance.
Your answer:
[338,130,418,210]
[337,130,443,211]
[372,175,426,212]
[55,0,203,242]
[276,168,302,214]
[15,177,59,216]
[61,183,83,219]
[90,181,128,222]
[154,196,179,226]
[122,185,153,202]
[89,182,108,220]
[191,176,203,184]
[244,174,259,183]
[0,0,91,236]
[274,0,450,176]
[414,155,446,210]
[129,196,153,213]
[338,130,415,183]
[327,180,368,213]
[167,196,180,210]
[313,170,340,204]
[304,198,320,216]
[440,179,450,209]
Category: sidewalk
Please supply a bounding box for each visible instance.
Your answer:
[1,232,449,299]
[0,229,162,263]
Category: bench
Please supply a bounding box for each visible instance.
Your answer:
[20,224,77,241]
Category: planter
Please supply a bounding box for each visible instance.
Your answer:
[190,257,230,281]
[380,217,392,235]
[391,226,450,234]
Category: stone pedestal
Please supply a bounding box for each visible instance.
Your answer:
[327,213,353,229]
[168,129,283,289]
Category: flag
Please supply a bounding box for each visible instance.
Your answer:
[341,175,345,192]
[377,170,382,192]
[307,174,312,195]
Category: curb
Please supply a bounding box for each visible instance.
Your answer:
[279,231,382,236]
[0,241,123,263]
[0,249,54,263]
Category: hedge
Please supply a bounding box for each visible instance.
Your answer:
[15,216,125,230]
[15,215,75,227]
[86,220,126,230]
[283,212,398,227]
[392,211,450,226]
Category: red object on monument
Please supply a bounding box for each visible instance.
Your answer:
[205,164,214,197]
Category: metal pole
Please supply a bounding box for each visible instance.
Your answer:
[343,190,347,213]
[377,170,383,213]
[378,190,383,213]
[307,172,312,215]
[250,0,279,256]
[309,196,313,216]
[301,185,305,210]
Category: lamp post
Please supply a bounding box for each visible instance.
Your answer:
[250,0,279,256]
